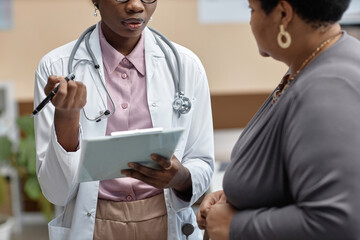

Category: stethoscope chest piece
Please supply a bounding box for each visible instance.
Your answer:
[173,91,191,115]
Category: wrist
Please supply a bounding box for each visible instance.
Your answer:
[55,108,80,121]
[171,166,193,201]
[54,109,80,152]
[172,166,191,191]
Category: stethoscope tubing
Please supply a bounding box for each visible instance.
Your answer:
[68,25,97,74]
[67,24,190,121]
[148,26,182,94]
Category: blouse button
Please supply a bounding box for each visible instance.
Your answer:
[121,73,128,79]
[122,103,128,109]
[126,195,133,201]
[122,58,128,64]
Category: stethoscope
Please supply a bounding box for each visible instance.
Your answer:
[68,24,192,122]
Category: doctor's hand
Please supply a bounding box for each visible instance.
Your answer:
[196,190,227,230]
[45,75,87,113]
[45,75,87,152]
[121,154,192,199]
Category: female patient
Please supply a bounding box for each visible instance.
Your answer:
[197,0,360,239]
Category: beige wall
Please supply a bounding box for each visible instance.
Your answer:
[0,0,287,101]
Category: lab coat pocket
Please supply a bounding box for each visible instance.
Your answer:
[48,215,70,240]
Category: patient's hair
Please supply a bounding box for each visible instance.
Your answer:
[259,0,350,27]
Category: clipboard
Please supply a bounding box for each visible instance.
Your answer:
[77,127,184,182]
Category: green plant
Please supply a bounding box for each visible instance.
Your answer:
[0,116,53,221]
[0,136,12,206]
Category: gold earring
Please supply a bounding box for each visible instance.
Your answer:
[277,25,291,49]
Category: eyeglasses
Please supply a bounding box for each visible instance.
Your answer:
[115,0,157,3]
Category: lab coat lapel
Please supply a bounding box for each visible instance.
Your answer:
[144,28,167,128]
[87,23,107,105]
[144,27,165,89]
[74,23,105,88]
[88,23,105,79]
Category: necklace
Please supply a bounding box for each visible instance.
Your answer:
[272,31,342,104]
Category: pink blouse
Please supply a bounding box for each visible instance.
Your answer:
[97,23,163,201]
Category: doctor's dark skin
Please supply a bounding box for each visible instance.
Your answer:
[95,0,156,55]
[43,0,192,198]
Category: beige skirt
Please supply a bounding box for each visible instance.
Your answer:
[93,193,168,240]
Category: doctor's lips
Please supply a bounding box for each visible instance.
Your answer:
[122,18,145,31]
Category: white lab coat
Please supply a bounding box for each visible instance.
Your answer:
[34,24,214,240]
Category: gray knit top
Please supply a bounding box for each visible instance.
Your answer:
[223,32,360,240]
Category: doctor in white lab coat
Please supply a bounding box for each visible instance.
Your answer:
[33,1,214,239]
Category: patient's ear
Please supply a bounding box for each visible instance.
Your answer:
[278,0,294,28]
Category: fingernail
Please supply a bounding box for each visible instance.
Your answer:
[151,154,157,160]
[128,163,135,168]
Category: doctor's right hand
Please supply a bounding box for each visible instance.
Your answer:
[44,75,87,113]
[44,75,87,152]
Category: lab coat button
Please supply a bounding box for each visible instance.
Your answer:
[87,212,91,217]
[152,103,157,107]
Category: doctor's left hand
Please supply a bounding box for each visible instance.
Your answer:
[121,154,192,197]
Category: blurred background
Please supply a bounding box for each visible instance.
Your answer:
[0,0,359,239]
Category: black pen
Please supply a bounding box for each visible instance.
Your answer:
[31,73,76,117]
